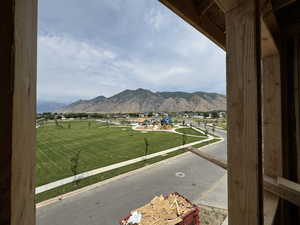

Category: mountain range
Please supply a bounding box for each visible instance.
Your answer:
[57,88,226,113]
[37,101,67,113]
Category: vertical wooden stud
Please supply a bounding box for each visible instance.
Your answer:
[262,54,282,178]
[226,1,263,224]
[0,0,37,225]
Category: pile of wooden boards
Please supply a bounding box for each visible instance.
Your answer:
[122,194,194,225]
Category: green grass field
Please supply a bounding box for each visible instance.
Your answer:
[217,121,227,130]
[37,120,204,186]
[175,127,205,136]
[36,138,220,203]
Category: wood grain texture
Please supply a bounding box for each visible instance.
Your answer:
[188,145,300,210]
[263,191,279,225]
[159,0,226,49]
[11,0,37,224]
[0,0,37,225]
[279,36,300,225]
[187,147,227,170]
[262,55,282,178]
[264,176,300,207]
[260,0,281,59]
[226,1,263,224]
[214,0,243,12]
[294,36,300,223]
[294,37,300,186]
[0,1,14,224]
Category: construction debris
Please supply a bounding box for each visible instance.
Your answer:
[121,194,196,225]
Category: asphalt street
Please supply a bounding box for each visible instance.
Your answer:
[37,127,227,225]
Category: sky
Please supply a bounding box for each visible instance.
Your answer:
[38,0,226,103]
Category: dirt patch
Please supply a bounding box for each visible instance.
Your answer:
[198,204,227,225]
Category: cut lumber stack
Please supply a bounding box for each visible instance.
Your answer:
[120,193,199,225]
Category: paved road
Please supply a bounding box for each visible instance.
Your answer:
[37,128,227,225]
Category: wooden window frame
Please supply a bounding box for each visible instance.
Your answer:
[2,0,300,225]
[1,1,37,225]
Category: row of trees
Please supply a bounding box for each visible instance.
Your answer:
[37,110,226,121]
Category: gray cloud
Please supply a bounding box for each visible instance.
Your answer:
[38,0,225,103]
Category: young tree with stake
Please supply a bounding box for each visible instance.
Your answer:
[70,150,82,186]
[144,137,149,164]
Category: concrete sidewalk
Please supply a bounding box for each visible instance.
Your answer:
[197,174,228,209]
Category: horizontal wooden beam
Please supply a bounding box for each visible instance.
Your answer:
[214,0,242,12]
[187,147,227,170]
[197,0,215,17]
[215,0,296,12]
[159,0,226,49]
[264,176,300,207]
[188,147,300,207]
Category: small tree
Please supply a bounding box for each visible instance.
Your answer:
[211,111,219,118]
[182,131,187,146]
[70,150,81,186]
[144,138,149,164]
[55,118,63,128]
[205,129,208,136]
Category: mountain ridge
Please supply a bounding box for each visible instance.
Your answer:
[57,88,226,113]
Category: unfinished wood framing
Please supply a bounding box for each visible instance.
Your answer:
[1,0,299,224]
[294,36,300,223]
[264,176,300,207]
[226,1,263,224]
[294,36,300,188]
[273,0,297,10]
[188,147,300,208]
[0,0,37,225]
[262,54,282,178]
[159,0,226,49]
[187,147,227,170]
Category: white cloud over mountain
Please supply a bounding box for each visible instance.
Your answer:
[38,0,226,103]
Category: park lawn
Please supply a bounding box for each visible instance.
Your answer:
[35,138,220,203]
[175,127,205,136]
[37,120,204,186]
[192,138,221,148]
[218,122,227,130]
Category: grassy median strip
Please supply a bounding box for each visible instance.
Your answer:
[192,138,222,148]
[37,121,204,186]
[175,127,205,136]
[35,138,220,203]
